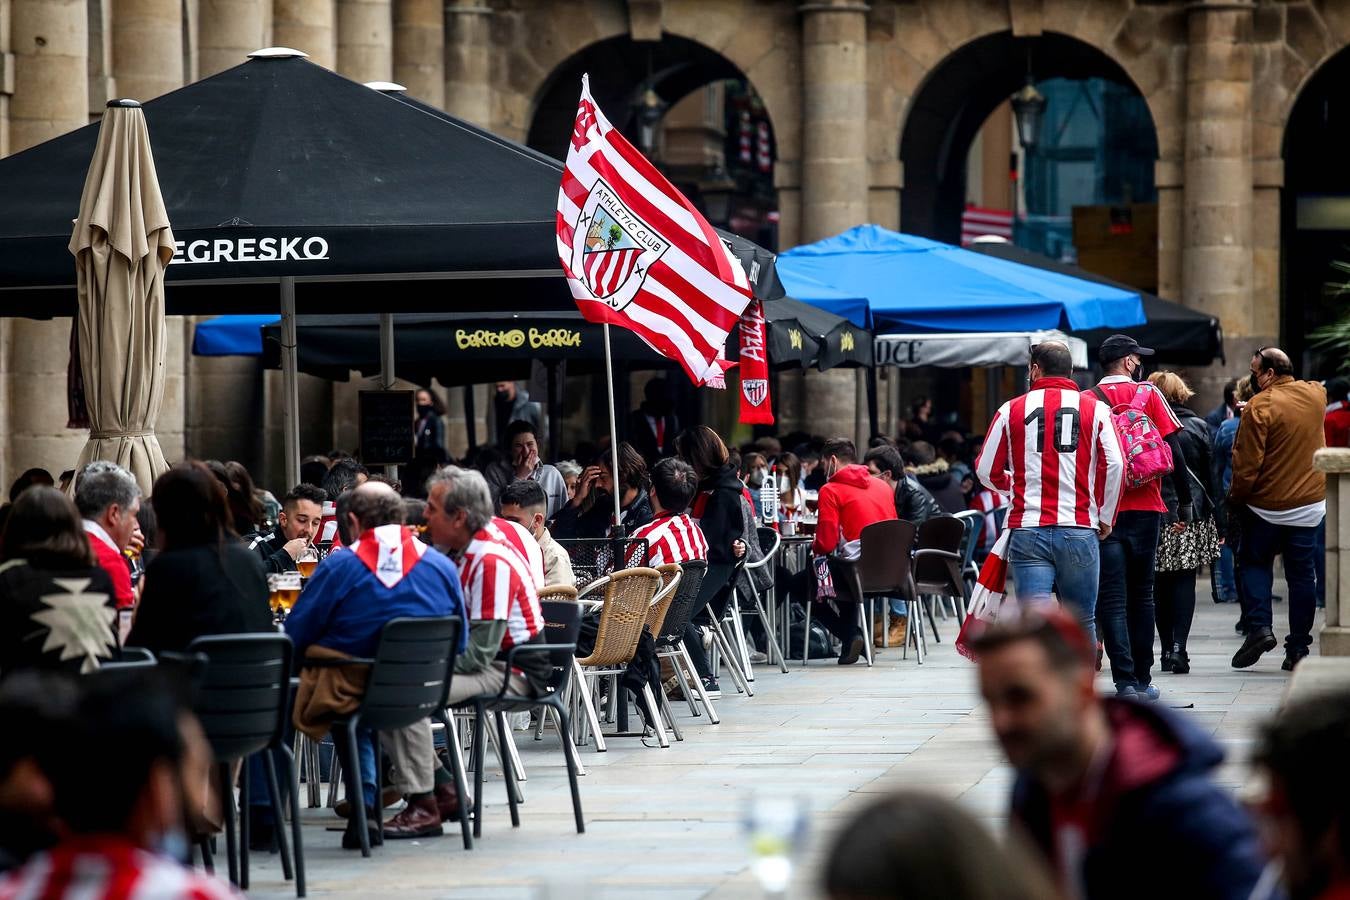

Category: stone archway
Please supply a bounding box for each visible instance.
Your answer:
[897,30,1160,246]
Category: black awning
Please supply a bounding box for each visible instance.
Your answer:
[0,53,564,316]
[969,242,1224,366]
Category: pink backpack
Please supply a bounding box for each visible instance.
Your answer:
[1093,385,1174,490]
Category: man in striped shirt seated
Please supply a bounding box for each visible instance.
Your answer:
[630,458,709,567]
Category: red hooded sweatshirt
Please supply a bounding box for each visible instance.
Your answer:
[813,464,898,555]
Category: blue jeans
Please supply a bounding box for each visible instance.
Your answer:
[331,725,377,809]
[1007,526,1099,645]
[1214,544,1237,601]
[1098,510,1161,690]
[1238,509,1320,652]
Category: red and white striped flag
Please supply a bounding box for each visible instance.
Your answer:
[556,75,752,386]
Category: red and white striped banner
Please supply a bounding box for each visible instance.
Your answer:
[960,205,1014,246]
[556,75,752,387]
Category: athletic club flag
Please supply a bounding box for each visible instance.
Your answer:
[556,75,753,386]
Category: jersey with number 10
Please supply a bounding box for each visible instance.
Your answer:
[975,377,1125,531]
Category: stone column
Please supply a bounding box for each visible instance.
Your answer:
[199,0,270,77]
[392,0,441,105]
[799,0,868,243]
[1182,0,1256,403]
[273,0,336,69]
[111,0,183,101]
[1155,156,1183,303]
[1316,448,1350,657]
[5,0,89,486]
[336,0,390,83]
[443,0,490,125]
[799,1,869,444]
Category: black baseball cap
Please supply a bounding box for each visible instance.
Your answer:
[1098,334,1155,365]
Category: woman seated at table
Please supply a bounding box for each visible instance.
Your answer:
[126,462,272,654]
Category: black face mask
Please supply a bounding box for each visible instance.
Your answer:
[1250,374,1264,394]
[495,389,511,403]
[417,403,434,417]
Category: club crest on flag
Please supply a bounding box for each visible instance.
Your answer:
[570,178,670,311]
[742,378,768,407]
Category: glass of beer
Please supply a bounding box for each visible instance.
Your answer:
[270,572,302,620]
[296,545,319,579]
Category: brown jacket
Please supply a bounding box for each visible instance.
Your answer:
[292,645,370,741]
[1229,376,1326,511]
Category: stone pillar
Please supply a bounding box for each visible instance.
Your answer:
[274,0,336,69]
[392,0,441,105]
[798,1,869,444]
[1155,156,1183,303]
[336,0,390,83]
[5,0,89,487]
[443,0,490,125]
[199,0,270,77]
[111,0,182,101]
[0,0,11,156]
[1316,448,1350,657]
[1182,0,1256,404]
[799,0,868,243]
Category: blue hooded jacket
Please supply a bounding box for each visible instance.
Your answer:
[1010,698,1271,899]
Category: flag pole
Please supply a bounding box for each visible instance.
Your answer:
[602,323,624,533]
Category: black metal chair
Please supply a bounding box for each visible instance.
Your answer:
[914,516,970,639]
[184,633,302,896]
[465,600,585,837]
[319,616,470,856]
[652,560,713,720]
[556,537,650,587]
[855,519,919,653]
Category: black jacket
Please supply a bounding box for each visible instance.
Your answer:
[694,464,746,564]
[0,556,117,676]
[1160,404,1217,527]
[126,539,274,654]
[551,490,653,541]
[246,527,297,574]
[626,406,679,465]
[912,461,966,514]
[895,476,944,528]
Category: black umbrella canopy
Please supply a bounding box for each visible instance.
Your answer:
[969,242,1224,365]
[0,50,569,316]
[767,297,873,370]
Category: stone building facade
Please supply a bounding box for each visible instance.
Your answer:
[0,0,1345,486]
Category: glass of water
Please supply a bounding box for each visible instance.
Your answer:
[744,793,808,898]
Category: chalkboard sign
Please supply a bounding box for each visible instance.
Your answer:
[359,390,414,466]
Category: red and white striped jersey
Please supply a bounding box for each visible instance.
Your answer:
[975,376,1124,530]
[631,512,709,567]
[971,488,1010,550]
[490,517,545,590]
[0,839,240,900]
[460,520,543,650]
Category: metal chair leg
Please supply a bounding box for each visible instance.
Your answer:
[471,708,487,839]
[219,763,240,885]
[552,704,586,835]
[261,751,293,883]
[495,710,521,828]
[857,601,874,667]
[343,722,372,857]
[274,745,307,896]
[680,644,720,724]
[547,706,587,776]
[239,758,251,890]
[710,626,753,696]
[572,659,606,752]
[640,683,670,748]
[925,596,943,643]
[802,599,813,666]
[656,682,684,741]
[666,648,700,717]
[436,711,473,850]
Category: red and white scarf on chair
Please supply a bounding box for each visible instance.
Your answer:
[353,524,427,588]
[955,529,1014,660]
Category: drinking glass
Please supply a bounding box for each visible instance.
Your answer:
[296,545,319,579]
[743,793,808,898]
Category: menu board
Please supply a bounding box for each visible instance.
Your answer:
[359,390,414,466]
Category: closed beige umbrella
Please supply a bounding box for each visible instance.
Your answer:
[68,99,175,494]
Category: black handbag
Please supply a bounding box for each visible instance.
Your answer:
[789,619,834,659]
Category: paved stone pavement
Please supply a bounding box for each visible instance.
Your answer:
[247,590,1317,899]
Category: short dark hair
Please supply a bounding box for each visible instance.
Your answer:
[284,483,327,508]
[8,468,54,503]
[1031,341,1073,377]
[863,446,904,480]
[500,478,547,512]
[969,608,1094,675]
[299,456,329,488]
[1327,377,1349,404]
[902,440,937,468]
[323,459,365,498]
[152,462,234,549]
[74,461,141,520]
[1254,690,1350,868]
[51,672,186,834]
[821,438,856,464]
[0,486,95,568]
[403,498,427,528]
[600,441,650,493]
[650,457,697,512]
[346,485,405,531]
[1223,379,1239,405]
[504,420,539,443]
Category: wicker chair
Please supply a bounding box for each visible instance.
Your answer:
[573,567,664,748]
[538,584,579,603]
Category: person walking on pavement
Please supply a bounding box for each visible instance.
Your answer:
[1147,372,1221,676]
[1086,334,1192,701]
[974,341,1124,646]
[1229,347,1327,671]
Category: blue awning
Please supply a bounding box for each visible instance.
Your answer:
[775,270,871,328]
[777,225,1145,334]
[192,315,279,356]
